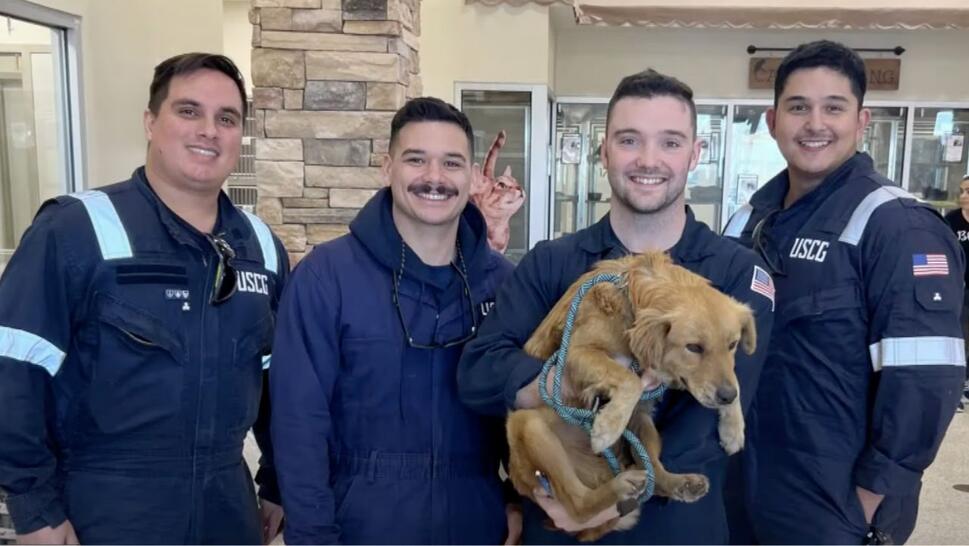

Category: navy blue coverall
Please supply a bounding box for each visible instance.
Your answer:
[457,208,774,544]
[0,168,288,544]
[270,188,514,544]
[723,152,965,544]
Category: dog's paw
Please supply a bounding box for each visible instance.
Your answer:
[610,469,648,501]
[590,411,626,453]
[667,473,709,503]
[718,417,745,455]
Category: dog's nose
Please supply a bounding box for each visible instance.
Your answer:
[715,385,737,405]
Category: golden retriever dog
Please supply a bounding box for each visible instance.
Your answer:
[506,252,756,541]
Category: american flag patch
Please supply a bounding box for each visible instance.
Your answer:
[750,265,775,311]
[912,254,949,277]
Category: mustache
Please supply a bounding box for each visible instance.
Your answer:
[408,183,459,197]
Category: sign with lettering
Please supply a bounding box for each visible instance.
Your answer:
[749,57,901,91]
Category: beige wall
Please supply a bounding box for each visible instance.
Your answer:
[547,13,556,87]
[223,0,252,92]
[420,1,552,102]
[29,0,225,188]
[554,25,969,101]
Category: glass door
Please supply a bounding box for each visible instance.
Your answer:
[723,104,786,226]
[0,11,77,273]
[862,106,907,183]
[458,85,551,260]
[460,90,531,262]
[688,104,728,228]
[909,107,969,211]
[553,102,607,238]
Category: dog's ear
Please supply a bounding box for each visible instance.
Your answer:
[627,308,670,370]
[738,304,757,355]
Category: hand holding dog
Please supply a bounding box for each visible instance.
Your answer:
[532,488,620,533]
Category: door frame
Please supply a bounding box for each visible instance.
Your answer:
[455,82,553,250]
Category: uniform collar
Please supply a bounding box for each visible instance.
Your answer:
[131,167,257,260]
[752,152,874,212]
[577,206,717,263]
[576,212,627,258]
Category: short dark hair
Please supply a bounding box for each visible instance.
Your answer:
[148,53,247,118]
[774,40,866,108]
[606,69,697,137]
[390,97,475,158]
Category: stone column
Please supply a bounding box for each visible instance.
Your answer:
[250,0,421,263]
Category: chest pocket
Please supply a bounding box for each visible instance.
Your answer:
[775,283,868,369]
[89,293,187,440]
[778,283,863,324]
[224,313,274,433]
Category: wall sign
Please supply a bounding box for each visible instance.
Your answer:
[749,57,901,91]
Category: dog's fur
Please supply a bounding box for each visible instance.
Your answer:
[506,253,756,541]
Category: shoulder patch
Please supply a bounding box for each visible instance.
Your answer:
[750,265,775,311]
[912,254,949,277]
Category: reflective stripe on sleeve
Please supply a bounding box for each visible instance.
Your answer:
[0,326,66,376]
[869,336,965,372]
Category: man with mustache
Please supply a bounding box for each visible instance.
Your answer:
[269,97,519,544]
[458,69,774,544]
[0,53,287,544]
[723,41,964,544]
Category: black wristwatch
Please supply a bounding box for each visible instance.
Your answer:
[863,525,893,545]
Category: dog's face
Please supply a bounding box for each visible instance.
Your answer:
[625,277,756,409]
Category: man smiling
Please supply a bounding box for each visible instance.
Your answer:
[459,69,774,544]
[270,97,518,544]
[0,53,288,544]
[724,41,965,544]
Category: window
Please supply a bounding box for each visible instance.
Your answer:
[908,107,969,208]
[0,3,81,273]
[457,84,551,261]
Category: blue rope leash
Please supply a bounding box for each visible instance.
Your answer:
[538,273,666,503]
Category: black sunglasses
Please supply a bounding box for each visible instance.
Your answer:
[392,243,478,349]
[751,209,786,277]
[206,234,238,305]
